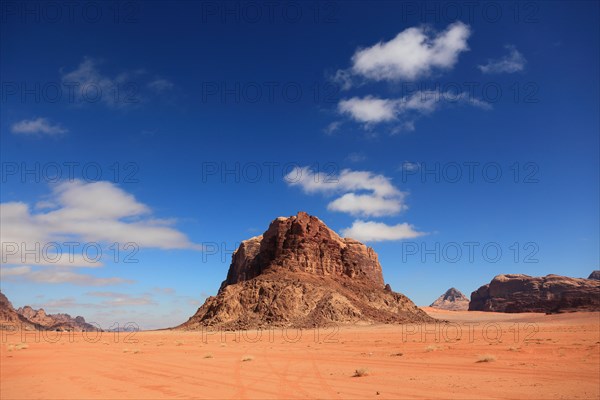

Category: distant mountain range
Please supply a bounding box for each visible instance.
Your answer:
[0,292,99,331]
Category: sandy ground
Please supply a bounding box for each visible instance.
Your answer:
[1,309,599,399]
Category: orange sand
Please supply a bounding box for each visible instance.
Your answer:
[1,310,599,399]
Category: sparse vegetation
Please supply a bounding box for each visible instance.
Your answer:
[353,368,369,377]
[242,355,254,362]
[9,343,29,351]
[476,354,496,363]
[508,346,520,352]
[175,341,184,346]
[203,354,213,359]
[425,345,441,352]
[390,352,403,357]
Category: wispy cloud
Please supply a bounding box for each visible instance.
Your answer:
[340,220,426,242]
[1,180,201,268]
[86,291,155,306]
[324,121,342,135]
[147,78,174,92]
[338,90,490,130]
[335,22,471,87]
[11,118,68,137]
[0,266,133,286]
[60,57,174,108]
[478,45,526,74]
[285,167,406,217]
[285,167,426,242]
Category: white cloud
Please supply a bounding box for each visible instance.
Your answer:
[338,90,490,128]
[328,193,404,217]
[340,220,425,242]
[285,167,406,217]
[0,180,201,268]
[344,22,471,83]
[0,266,132,286]
[478,45,526,74]
[338,96,398,123]
[11,118,67,137]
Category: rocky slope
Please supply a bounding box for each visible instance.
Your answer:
[430,288,469,311]
[0,292,43,330]
[588,270,600,280]
[469,274,600,313]
[17,306,99,331]
[179,212,433,330]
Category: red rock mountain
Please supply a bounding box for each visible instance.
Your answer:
[0,292,43,331]
[469,274,600,313]
[179,212,433,329]
[430,288,469,311]
[17,306,99,332]
[0,292,99,331]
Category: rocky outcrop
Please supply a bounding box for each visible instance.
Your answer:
[0,292,43,330]
[588,270,600,280]
[17,306,55,326]
[221,213,384,289]
[469,274,600,313]
[430,288,469,311]
[179,212,433,330]
[16,306,99,331]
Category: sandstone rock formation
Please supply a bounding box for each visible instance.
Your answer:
[17,306,99,331]
[588,270,600,280]
[0,292,42,330]
[180,212,433,329]
[430,288,469,311]
[469,274,600,313]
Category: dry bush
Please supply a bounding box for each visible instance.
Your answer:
[353,368,369,377]
[476,354,496,363]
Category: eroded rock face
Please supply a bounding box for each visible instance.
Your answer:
[16,306,99,331]
[180,212,433,329]
[17,306,55,326]
[469,274,600,313]
[430,288,469,311]
[221,212,383,290]
[0,293,42,330]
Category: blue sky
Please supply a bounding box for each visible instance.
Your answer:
[1,1,598,329]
